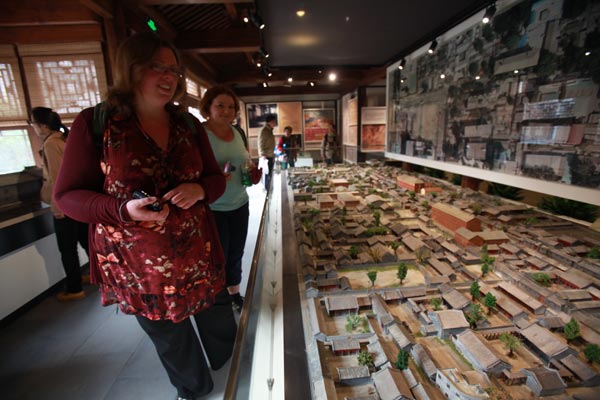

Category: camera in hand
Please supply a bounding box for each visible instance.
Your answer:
[132,190,162,212]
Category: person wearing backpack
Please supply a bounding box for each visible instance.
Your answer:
[53,32,233,400]
[31,107,89,302]
[199,85,261,313]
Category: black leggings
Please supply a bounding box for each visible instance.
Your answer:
[135,290,237,398]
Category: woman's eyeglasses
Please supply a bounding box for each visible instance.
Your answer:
[149,62,184,78]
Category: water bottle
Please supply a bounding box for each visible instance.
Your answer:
[241,159,252,186]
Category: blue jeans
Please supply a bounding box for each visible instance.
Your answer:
[211,202,249,287]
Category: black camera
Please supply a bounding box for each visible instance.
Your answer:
[132,190,162,212]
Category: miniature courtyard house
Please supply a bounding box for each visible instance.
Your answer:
[453,330,511,376]
[430,310,469,339]
[436,368,490,400]
[521,367,567,397]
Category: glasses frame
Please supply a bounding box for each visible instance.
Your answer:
[149,62,184,79]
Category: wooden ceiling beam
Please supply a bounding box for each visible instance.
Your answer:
[220,68,365,84]
[234,85,348,98]
[0,0,98,26]
[139,0,253,4]
[175,28,260,52]
[0,24,103,44]
[79,0,114,19]
[124,0,177,40]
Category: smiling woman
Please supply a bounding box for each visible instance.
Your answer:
[52,32,234,400]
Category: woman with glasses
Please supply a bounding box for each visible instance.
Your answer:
[31,107,89,302]
[54,32,233,400]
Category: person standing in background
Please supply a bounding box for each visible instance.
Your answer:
[277,126,296,168]
[200,85,259,312]
[321,124,337,166]
[53,32,234,400]
[258,114,276,191]
[31,107,89,302]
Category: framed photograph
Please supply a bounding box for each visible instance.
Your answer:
[246,103,278,137]
[361,107,387,152]
[303,108,335,147]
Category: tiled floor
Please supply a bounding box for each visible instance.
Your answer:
[0,184,266,400]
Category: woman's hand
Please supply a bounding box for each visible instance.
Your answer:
[163,183,205,209]
[126,197,169,221]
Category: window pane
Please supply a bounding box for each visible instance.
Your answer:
[0,129,35,174]
[0,62,27,121]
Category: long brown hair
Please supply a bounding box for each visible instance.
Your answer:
[105,32,186,117]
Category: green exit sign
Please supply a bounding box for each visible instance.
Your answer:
[147,19,157,32]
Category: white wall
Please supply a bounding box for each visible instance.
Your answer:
[0,234,88,320]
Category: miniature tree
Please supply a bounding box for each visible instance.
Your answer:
[564,318,581,342]
[408,190,416,199]
[584,344,600,364]
[389,241,400,251]
[345,314,362,332]
[367,246,382,263]
[470,281,481,301]
[481,262,490,276]
[500,333,522,357]
[358,350,374,368]
[466,303,483,329]
[470,202,483,215]
[349,245,359,259]
[480,244,495,277]
[373,210,381,227]
[395,349,409,370]
[367,270,378,287]
[415,247,430,264]
[588,247,600,259]
[483,292,497,314]
[397,262,408,285]
[532,272,551,287]
[431,297,442,311]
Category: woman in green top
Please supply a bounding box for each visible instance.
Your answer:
[200,85,254,311]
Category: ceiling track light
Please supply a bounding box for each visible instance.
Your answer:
[260,47,269,59]
[398,58,406,70]
[251,13,265,30]
[482,3,496,24]
[308,81,315,87]
[428,39,438,54]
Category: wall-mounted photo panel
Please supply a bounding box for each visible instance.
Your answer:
[278,102,303,134]
[246,103,278,137]
[361,106,387,152]
[303,108,335,148]
[385,0,600,204]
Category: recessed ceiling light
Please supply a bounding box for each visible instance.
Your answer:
[475,75,481,80]
[262,82,268,88]
[308,81,315,87]
[288,77,293,83]
[296,10,305,17]
[328,72,337,81]
[256,61,262,68]
[318,70,323,74]
[267,72,273,77]
[585,51,591,56]
[440,74,445,79]
[345,16,350,22]
[514,70,519,74]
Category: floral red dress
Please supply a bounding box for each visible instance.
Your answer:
[54,108,226,323]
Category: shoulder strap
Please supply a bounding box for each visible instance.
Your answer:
[92,102,107,149]
[181,112,197,137]
[232,124,249,150]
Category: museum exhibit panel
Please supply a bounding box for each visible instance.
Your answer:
[1,0,600,399]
